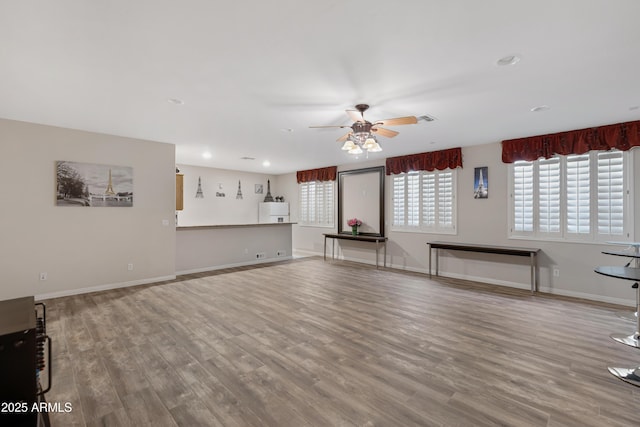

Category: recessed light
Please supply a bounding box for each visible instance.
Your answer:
[202,152,212,159]
[262,160,271,167]
[240,156,256,160]
[429,141,436,145]
[629,106,639,111]
[280,128,294,132]
[530,105,550,112]
[168,98,184,105]
[497,55,521,66]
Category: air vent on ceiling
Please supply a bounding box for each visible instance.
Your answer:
[418,115,436,122]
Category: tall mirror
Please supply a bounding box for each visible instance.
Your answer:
[337,166,385,236]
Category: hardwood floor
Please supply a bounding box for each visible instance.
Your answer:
[43,257,640,426]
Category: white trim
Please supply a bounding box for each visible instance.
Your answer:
[176,256,292,275]
[292,249,320,258]
[35,275,176,300]
[536,285,634,307]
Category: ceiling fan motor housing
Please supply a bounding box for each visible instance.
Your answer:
[352,121,372,135]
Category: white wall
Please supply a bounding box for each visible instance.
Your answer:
[176,164,281,226]
[282,143,639,306]
[0,118,176,300]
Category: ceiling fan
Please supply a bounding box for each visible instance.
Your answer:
[309,104,418,154]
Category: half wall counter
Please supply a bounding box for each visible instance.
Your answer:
[176,223,294,274]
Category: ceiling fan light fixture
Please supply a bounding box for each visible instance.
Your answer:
[368,142,382,152]
[342,140,356,151]
[363,136,376,149]
[348,145,363,155]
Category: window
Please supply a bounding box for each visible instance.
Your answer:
[509,150,632,242]
[299,180,334,227]
[392,169,457,233]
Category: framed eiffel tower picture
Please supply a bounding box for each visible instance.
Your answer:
[56,161,133,207]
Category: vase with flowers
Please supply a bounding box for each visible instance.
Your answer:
[347,218,363,235]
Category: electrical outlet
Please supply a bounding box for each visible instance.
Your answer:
[256,252,266,259]
[39,272,47,281]
[128,263,134,271]
[553,268,560,277]
[277,250,286,257]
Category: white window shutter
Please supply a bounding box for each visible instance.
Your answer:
[407,173,420,226]
[438,172,454,228]
[566,154,590,234]
[538,158,561,233]
[298,181,334,226]
[513,162,534,232]
[597,151,624,236]
[392,175,405,226]
[421,173,436,226]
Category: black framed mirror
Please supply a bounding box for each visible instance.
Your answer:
[337,166,385,236]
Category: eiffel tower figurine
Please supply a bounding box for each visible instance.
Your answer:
[236,180,243,199]
[263,179,274,202]
[105,169,116,196]
[195,176,204,198]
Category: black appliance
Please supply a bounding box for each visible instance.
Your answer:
[0,296,51,427]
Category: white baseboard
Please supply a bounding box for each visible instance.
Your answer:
[291,249,319,258]
[536,285,634,307]
[35,275,177,301]
[176,256,292,276]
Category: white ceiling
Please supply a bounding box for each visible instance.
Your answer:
[1,1,639,174]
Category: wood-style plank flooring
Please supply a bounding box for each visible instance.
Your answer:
[43,257,640,426]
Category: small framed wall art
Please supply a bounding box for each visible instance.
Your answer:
[473,166,488,199]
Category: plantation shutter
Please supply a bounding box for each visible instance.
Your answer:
[392,175,405,226]
[308,181,317,223]
[597,151,625,236]
[513,162,534,232]
[407,173,420,226]
[421,173,436,226]
[438,172,454,228]
[566,154,590,234]
[299,183,309,223]
[538,157,561,233]
[299,181,334,226]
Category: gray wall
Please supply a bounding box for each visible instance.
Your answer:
[0,118,177,300]
[281,143,639,306]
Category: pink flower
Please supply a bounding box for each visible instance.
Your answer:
[347,218,362,227]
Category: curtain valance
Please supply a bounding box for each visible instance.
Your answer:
[385,147,463,175]
[501,120,640,163]
[296,166,338,183]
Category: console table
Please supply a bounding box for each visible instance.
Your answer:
[594,265,640,387]
[427,241,541,293]
[323,233,388,269]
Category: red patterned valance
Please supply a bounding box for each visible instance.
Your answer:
[296,166,338,183]
[501,120,640,163]
[385,147,463,175]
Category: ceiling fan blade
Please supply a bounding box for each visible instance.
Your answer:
[346,109,365,123]
[336,132,352,143]
[309,125,351,129]
[376,116,418,126]
[371,127,399,138]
